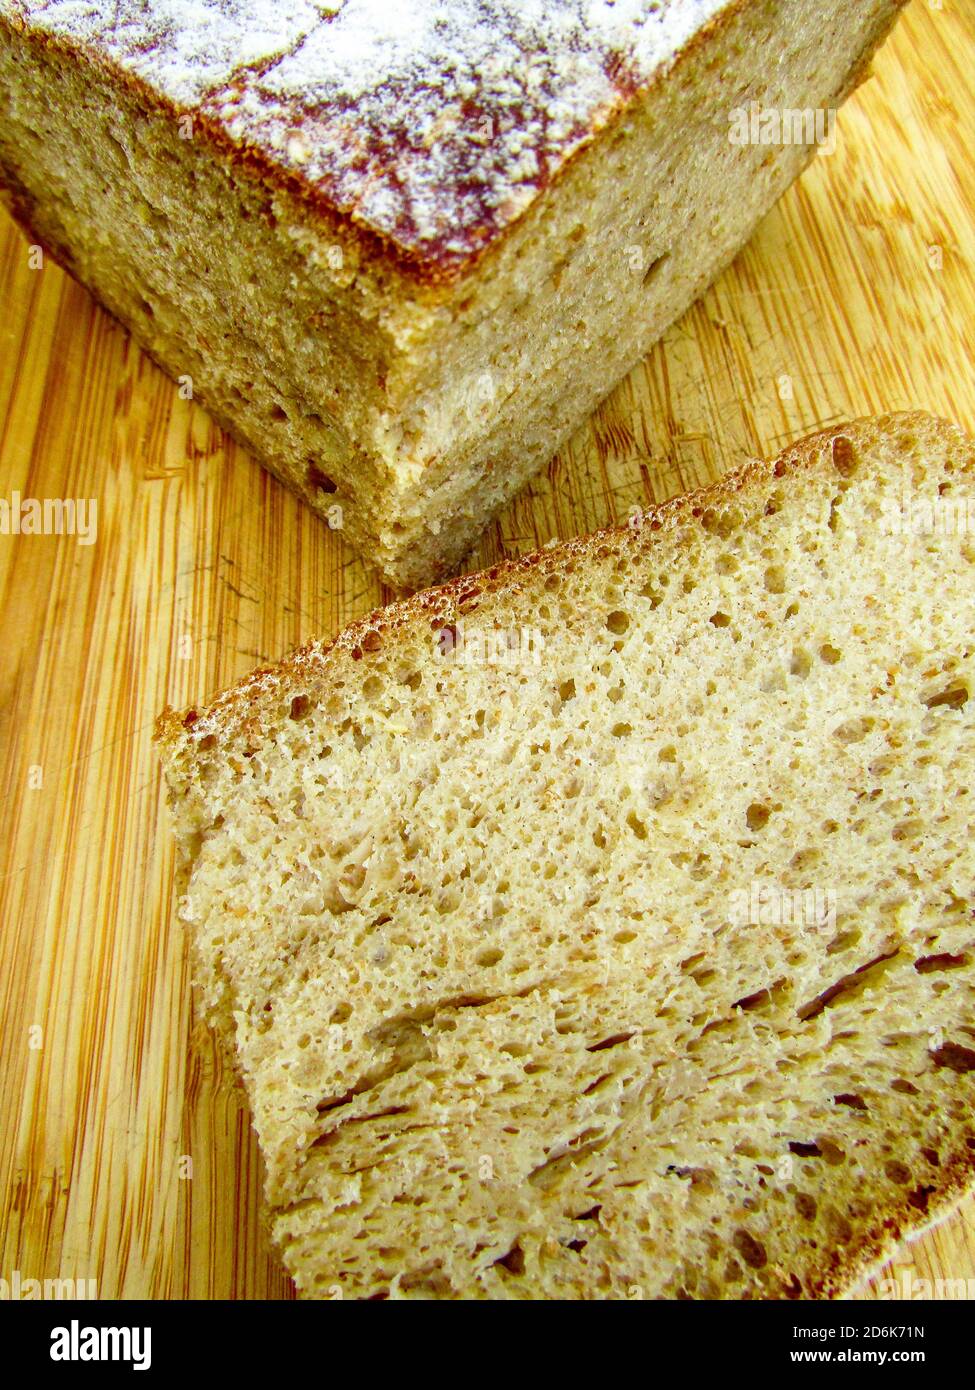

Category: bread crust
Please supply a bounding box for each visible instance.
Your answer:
[0,0,828,289]
[155,411,965,755]
[833,1153,975,1301]
[5,0,908,287]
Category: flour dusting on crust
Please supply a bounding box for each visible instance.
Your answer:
[13,0,731,271]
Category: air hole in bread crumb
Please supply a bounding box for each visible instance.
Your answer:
[930,1041,975,1073]
[789,1141,822,1158]
[699,508,741,538]
[924,683,969,709]
[626,811,647,840]
[820,643,842,664]
[307,462,338,493]
[574,1205,602,1222]
[818,1138,846,1165]
[798,949,899,1021]
[582,1073,612,1097]
[834,1092,867,1110]
[476,948,503,968]
[794,1191,817,1220]
[606,610,630,635]
[790,648,812,678]
[764,565,786,594]
[745,802,770,831]
[915,952,967,973]
[587,1031,635,1052]
[289,694,310,720]
[639,582,663,607]
[833,716,874,745]
[331,1002,352,1024]
[270,403,287,422]
[831,436,857,477]
[494,1244,525,1275]
[710,611,731,628]
[642,250,670,285]
[732,1229,767,1269]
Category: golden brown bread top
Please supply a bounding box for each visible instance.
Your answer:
[5,0,735,280]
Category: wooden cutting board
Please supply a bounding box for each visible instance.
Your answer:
[1,0,973,1300]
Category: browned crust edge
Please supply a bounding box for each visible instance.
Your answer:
[1,0,908,290]
[833,1155,975,1302]
[0,1,747,290]
[154,410,970,756]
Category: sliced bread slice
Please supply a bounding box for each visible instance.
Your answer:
[157,412,975,1299]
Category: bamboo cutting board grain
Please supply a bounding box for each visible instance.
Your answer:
[1,0,974,1301]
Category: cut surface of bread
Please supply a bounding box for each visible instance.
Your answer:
[0,0,906,586]
[157,412,975,1299]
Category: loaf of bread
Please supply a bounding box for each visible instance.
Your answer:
[157,411,975,1299]
[0,0,906,587]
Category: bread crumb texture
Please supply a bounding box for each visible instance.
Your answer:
[157,413,975,1299]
